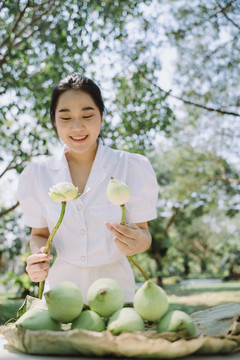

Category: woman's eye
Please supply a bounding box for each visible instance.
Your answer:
[83,115,93,119]
[61,117,71,120]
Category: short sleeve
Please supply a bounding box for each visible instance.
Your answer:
[17,162,48,228]
[125,154,158,223]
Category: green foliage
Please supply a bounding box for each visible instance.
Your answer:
[1,0,240,291]
[164,0,240,162]
[0,0,174,283]
[0,298,23,325]
[0,271,38,298]
[149,143,240,281]
[110,63,174,153]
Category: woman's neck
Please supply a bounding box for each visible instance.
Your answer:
[66,141,98,167]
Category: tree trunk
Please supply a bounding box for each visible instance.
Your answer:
[200,258,207,273]
[154,253,163,287]
[183,253,190,276]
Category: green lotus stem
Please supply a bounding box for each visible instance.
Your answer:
[120,205,149,281]
[120,204,125,225]
[38,201,66,299]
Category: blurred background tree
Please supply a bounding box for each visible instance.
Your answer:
[0,0,239,293]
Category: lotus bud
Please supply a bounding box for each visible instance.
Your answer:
[157,310,196,336]
[87,278,124,317]
[44,281,83,323]
[15,308,61,331]
[71,310,106,332]
[48,182,80,202]
[107,177,130,206]
[107,308,145,335]
[133,280,169,321]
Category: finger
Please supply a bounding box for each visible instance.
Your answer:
[38,246,52,255]
[105,222,136,239]
[114,238,135,256]
[106,224,136,245]
[27,253,53,265]
[29,270,48,282]
[26,261,50,274]
[115,234,138,248]
[38,246,51,255]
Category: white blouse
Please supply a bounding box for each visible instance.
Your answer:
[18,139,158,267]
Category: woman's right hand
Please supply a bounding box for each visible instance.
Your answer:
[25,247,53,282]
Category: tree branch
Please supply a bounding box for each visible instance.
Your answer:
[0,155,31,179]
[163,207,179,238]
[14,0,55,41]
[0,0,8,12]
[0,158,15,179]
[193,239,207,254]
[216,0,240,31]
[0,0,56,68]
[0,0,30,50]
[208,153,240,184]
[160,87,240,117]
[138,71,240,117]
[0,202,19,218]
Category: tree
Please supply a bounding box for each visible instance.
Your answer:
[0,0,175,273]
[0,0,174,213]
[149,142,240,281]
[162,0,240,158]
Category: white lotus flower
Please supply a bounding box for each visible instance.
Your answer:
[48,182,80,202]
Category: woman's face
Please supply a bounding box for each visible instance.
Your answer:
[55,89,103,157]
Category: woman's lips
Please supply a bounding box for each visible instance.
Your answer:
[70,135,88,142]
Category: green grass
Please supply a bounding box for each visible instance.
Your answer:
[164,280,240,315]
[0,286,25,325]
[0,299,23,325]
[0,280,240,325]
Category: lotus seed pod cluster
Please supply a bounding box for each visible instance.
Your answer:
[44,281,84,323]
[107,178,130,205]
[133,280,169,321]
[87,278,125,317]
[15,308,61,331]
[71,310,105,332]
[107,308,145,335]
[15,278,195,337]
[157,310,196,336]
[48,182,80,202]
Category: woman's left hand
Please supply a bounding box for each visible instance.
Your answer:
[105,222,152,256]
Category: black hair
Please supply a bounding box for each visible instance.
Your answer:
[50,73,105,136]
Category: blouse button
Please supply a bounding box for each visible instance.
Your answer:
[77,204,82,210]
[81,256,86,262]
[80,229,86,235]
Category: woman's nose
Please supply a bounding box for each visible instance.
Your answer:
[72,118,85,129]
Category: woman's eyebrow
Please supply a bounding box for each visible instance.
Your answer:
[82,106,95,111]
[58,108,70,112]
[58,106,95,112]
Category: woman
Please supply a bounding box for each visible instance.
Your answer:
[18,73,158,303]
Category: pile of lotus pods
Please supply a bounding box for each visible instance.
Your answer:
[15,278,195,336]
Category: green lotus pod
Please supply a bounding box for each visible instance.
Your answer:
[87,278,124,317]
[44,281,83,323]
[157,310,196,336]
[71,310,106,332]
[133,280,169,321]
[107,177,130,205]
[107,308,145,335]
[15,308,61,331]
